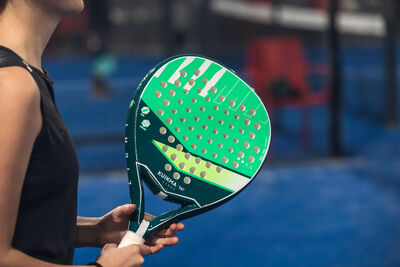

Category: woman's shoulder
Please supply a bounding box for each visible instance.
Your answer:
[0,66,40,106]
[0,66,42,137]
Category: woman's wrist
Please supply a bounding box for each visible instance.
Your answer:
[76,216,102,247]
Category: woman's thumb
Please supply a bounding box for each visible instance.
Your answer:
[123,204,136,214]
[113,204,136,217]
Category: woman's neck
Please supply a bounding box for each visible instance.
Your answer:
[0,1,60,70]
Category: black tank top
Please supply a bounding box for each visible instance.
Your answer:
[0,46,79,265]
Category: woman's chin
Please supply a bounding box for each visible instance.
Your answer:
[64,0,85,16]
[40,0,85,17]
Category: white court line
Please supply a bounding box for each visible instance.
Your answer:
[225,80,239,98]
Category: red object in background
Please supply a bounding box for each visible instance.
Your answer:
[313,0,328,10]
[247,0,328,9]
[248,0,273,2]
[245,37,329,148]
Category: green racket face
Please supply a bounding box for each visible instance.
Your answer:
[125,55,270,238]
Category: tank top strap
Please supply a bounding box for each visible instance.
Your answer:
[0,45,55,101]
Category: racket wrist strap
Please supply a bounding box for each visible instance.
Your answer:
[118,230,145,247]
[87,262,103,267]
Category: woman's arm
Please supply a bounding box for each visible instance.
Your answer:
[0,67,65,267]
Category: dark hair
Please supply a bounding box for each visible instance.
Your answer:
[0,0,7,15]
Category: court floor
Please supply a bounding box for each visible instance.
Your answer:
[74,155,400,267]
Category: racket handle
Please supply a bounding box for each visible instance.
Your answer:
[118,231,145,247]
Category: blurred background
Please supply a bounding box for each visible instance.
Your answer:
[44,0,400,266]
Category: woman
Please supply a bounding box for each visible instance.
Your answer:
[0,1,183,266]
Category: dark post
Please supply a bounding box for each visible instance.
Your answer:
[162,0,173,57]
[328,0,342,156]
[384,0,398,126]
[199,0,215,57]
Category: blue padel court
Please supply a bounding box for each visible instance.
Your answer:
[74,153,400,266]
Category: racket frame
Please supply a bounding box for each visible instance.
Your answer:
[122,54,271,243]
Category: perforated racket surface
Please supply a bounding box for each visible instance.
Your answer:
[119,55,271,246]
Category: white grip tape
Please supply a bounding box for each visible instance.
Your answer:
[118,231,145,247]
[118,220,150,248]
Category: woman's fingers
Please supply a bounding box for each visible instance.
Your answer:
[153,223,185,237]
[144,212,155,221]
[145,236,179,246]
[136,244,164,256]
[176,223,185,230]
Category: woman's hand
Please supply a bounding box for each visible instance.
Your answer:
[96,243,163,267]
[97,204,185,247]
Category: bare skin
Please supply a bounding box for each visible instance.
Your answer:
[0,1,183,266]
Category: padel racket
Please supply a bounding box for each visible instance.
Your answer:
[119,55,271,246]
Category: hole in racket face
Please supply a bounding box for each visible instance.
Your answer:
[141,182,182,217]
